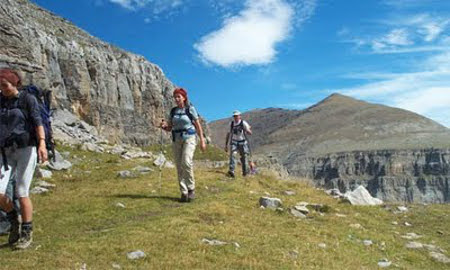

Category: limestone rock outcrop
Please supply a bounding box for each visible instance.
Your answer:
[0,0,174,145]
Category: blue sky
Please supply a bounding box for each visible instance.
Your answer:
[31,0,450,127]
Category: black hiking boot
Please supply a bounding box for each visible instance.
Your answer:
[227,171,235,178]
[188,190,195,202]
[15,229,33,250]
[7,211,20,246]
[180,193,189,203]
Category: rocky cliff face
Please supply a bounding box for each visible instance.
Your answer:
[286,149,450,203]
[0,0,174,145]
[209,94,450,203]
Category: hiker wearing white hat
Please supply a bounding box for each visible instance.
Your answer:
[224,110,252,178]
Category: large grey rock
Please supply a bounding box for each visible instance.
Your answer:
[344,186,383,206]
[259,197,282,209]
[429,252,450,264]
[81,142,104,153]
[127,250,146,260]
[401,233,421,240]
[117,170,134,178]
[133,166,153,173]
[289,208,307,218]
[378,259,392,268]
[30,186,49,194]
[36,168,53,179]
[48,151,72,171]
[0,0,175,146]
[35,180,56,189]
[405,242,424,249]
[153,153,166,167]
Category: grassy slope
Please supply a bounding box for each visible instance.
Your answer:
[0,146,449,269]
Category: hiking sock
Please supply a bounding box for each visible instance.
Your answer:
[21,221,33,233]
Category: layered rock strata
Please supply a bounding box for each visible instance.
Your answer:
[286,149,450,203]
[0,0,174,145]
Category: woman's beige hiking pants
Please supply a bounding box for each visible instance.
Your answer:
[172,136,197,195]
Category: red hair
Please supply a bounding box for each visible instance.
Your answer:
[173,87,189,104]
[0,68,22,88]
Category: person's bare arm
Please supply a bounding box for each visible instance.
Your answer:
[35,126,48,163]
[193,119,206,151]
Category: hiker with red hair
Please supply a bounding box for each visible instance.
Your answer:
[0,68,48,249]
[160,87,206,202]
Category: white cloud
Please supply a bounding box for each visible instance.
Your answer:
[384,28,412,45]
[341,13,450,54]
[383,0,445,8]
[109,0,146,10]
[108,0,186,18]
[334,51,450,127]
[194,0,316,68]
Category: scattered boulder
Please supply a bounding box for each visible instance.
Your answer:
[201,238,227,246]
[35,180,56,189]
[363,240,373,246]
[133,166,154,173]
[293,205,309,215]
[405,242,423,249]
[121,150,153,160]
[289,208,307,219]
[36,168,52,179]
[115,203,126,208]
[401,233,421,240]
[30,186,49,194]
[117,171,135,178]
[127,250,146,260]
[259,197,282,209]
[318,243,327,249]
[288,250,299,259]
[325,188,344,198]
[81,142,104,153]
[164,161,175,168]
[284,190,296,196]
[48,151,72,171]
[429,252,450,264]
[153,153,166,167]
[378,259,392,268]
[112,263,122,269]
[343,186,383,206]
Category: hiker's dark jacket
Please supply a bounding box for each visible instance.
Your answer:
[0,90,42,148]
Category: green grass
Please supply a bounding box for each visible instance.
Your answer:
[0,146,449,269]
[145,143,228,161]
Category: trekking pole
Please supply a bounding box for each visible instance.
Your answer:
[158,99,166,195]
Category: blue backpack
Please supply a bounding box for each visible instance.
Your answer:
[0,85,55,170]
[19,85,55,161]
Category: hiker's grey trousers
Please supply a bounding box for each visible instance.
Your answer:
[172,136,197,195]
[0,146,37,198]
[229,141,249,175]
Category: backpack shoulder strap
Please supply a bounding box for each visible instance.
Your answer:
[185,105,194,123]
[169,107,177,119]
[239,119,244,128]
[17,90,30,115]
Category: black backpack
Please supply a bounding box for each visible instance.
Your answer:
[230,120,245,136]
[20,85,55,161]
[0,85,55,170]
